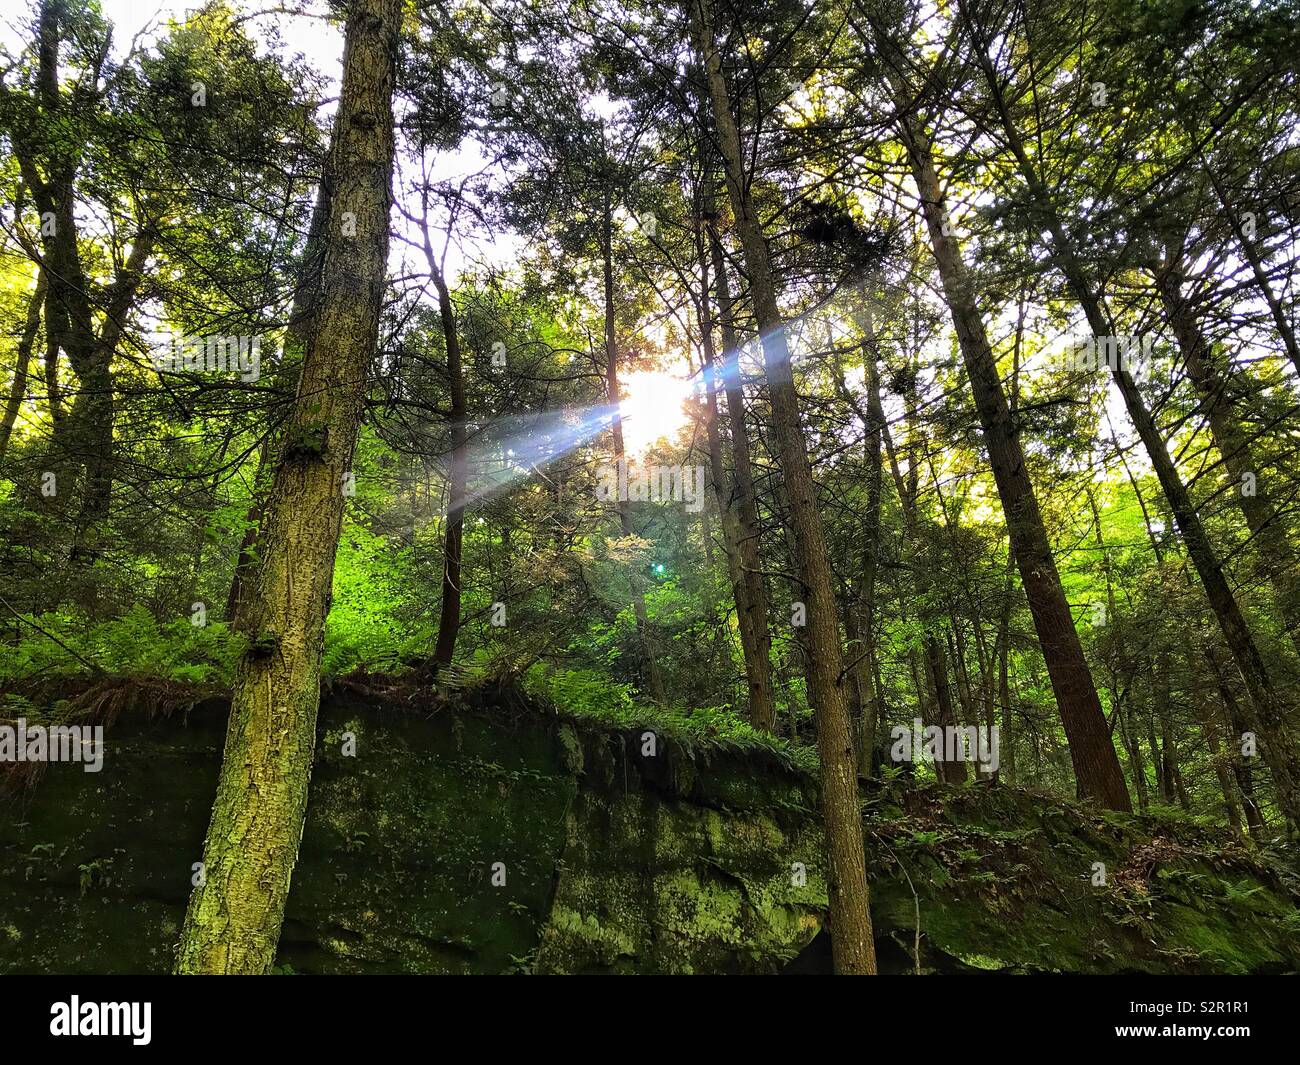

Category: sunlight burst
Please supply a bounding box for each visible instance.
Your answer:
[618,370,693,456]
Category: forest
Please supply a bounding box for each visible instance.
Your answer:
[0,0,1299,982]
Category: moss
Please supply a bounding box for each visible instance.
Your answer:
[246,632,279,658]
[859,778,1300,974]
[1,683,1297,974]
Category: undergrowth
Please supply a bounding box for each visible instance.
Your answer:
[0,605,243,687]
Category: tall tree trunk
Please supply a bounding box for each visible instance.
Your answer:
[0,271,45,466]
[175,0,399,973]
[963,1,1300,831]
[43,324,64,432]
[692,0,876,973]
[829,298,887,770]
[840,300,886,771]
[1154,653,1189,811]
[1087,487,1139,808]
[700,492,715,565]
[1155,259,1300,657]
[996,555,1016,786]
[1199,692,1244,837]
[925,633,969,784]
[429,259,468,669]
[708,215,776,730]
[1052,199,1300,833]
[969,613,999,784]
[879,403,937,763]
[927,440,999,783]
[601,196,666,702]
[1146,698,1170,803]
[894,111,1130,810]
[1209,649,1267,841]
[949,625,976,726]
[697,251,773,729]
[66,224,154,596]
[1120,701,1149,813]
[67,346,115,566]
[695,187,776,729]
[13,2,155,570]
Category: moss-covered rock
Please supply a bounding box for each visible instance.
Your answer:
[1,681,1296,974]
[860,781,1300,974]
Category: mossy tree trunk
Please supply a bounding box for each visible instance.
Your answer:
[175,0,399,974]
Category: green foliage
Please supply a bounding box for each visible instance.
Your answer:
[523,665,637,718]
[0,605,241,687]
[322,518,431,676]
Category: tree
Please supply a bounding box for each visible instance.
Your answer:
[176,0,401,973]
[855,4,1131,810]
[690,0,877,973]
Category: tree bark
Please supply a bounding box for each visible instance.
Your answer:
[695,202,775,729]
[707,215,776,730]
[176,0,399,973]
[692,0,876,973]
[895,112,1130,810]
